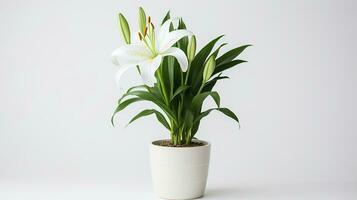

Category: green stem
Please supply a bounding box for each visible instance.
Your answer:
[197,83,204,94]
[157,67,169,105]
[184,62,191,85]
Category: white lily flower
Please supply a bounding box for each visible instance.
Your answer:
[111,18,192,87]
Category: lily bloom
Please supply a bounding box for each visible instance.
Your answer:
[111,18,192,87]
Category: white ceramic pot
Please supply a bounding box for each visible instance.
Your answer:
[150,140,211,200]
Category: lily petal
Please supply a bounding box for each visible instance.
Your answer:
[139,55,163,87]
[159,29,192,52]
[162,47,188,72]
[111,44,152,66]
[157,18,179,47]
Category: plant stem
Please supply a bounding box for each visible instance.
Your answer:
[197,83,204,94]
[184,62,191,85]
[157,67,169,105]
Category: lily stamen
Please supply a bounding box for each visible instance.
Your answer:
[144,27,148,37]
[150,22,155,30]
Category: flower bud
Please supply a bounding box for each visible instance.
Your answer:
[187,35,196,63]
[202,55,216,82]
[118,13,131,44]
[138,7,146,34]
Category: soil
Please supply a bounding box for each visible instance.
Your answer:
[153,140,206,147]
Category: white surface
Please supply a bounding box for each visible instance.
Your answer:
[0,182,356,200]
[150,142,210,199]
[1,0,357,199]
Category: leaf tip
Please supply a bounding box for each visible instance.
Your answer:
[111,117,116,127]
[218,34,225,39]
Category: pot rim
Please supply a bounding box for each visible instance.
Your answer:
[151,139,210,149]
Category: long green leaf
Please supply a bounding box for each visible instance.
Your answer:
[203,74,229,92]
[118,85,148,104]
[128,109,155,124]
[211,43,227,58]
[213,60,246,76]
[160,57,172,98]
[111,98,143,126]
[177,18,189,53]
[217,108,240,128]
[184,110,194,129]
[193,107,240,127]
[193,35,224,67]
[171,85,190,101]
[191,91,220,110]
[127,109,171,130]
[216,45,251,66]
[127,90,177,123]
[167,56,176,97]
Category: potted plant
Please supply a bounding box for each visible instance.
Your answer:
[111,7,250,200]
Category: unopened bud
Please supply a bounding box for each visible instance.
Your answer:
[187,35,196,63]
[118,13,131,44]
[202,55,216,82]
[138,7,146,34]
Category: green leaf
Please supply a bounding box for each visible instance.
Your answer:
[161,10,170,25]
[203,73,229,92]
[154,111,171,130]
[111,98,143,126]
[188,35,224,91]
[117,98,142,112]
[126,90,177,123]
[112,87,178,127]
[147,85,162,99]
[128,109,154,124]
[191,120,200,137]
[178,18,187,29]
[213,60,246,76]
[216,45,251,66]
[184,110,194,129]
[193,109,213,124]
[193,107,240,127]
[171,85,190,101]
[177,19,189,53]
[167,56,175,97]
[194,35,224,65]
[191,91,220,110]
[127,109,171,130]
[211,43,227,58]
[160,58,170,92]
[216,108,240,127]
[118,85,148,104]
[127,85,148,93]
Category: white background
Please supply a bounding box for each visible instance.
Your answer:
[1,0,357,199]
